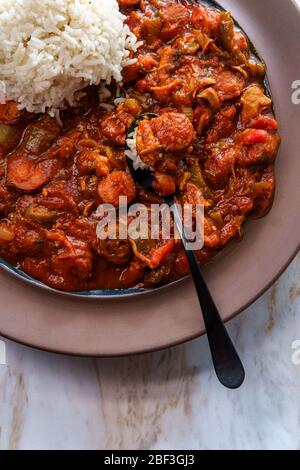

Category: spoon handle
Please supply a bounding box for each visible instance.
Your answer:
[173,206,245,389]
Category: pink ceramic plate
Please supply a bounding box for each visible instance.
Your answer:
[0,0,299,356]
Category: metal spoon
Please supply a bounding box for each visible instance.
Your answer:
[126,113,245,389]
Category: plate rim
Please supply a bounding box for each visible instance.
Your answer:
[0,0,299,356]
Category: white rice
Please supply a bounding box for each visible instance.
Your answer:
[126,129,151,171]
[0,0,142,115]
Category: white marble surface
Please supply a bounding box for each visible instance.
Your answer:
[0,0,300,451]
[0,252,299,450]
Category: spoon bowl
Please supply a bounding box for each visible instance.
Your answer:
[126,114,245,389]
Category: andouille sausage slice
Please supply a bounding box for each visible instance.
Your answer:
[98,170,137,206]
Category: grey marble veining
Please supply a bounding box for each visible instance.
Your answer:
[0,253,299,450]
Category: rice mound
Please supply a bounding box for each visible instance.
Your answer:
[0,0,141,115]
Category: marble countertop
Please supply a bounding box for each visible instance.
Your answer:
[1,1,300,450]
[0,252,299,450]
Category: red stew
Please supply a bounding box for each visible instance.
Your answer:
[0,0,280,291]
